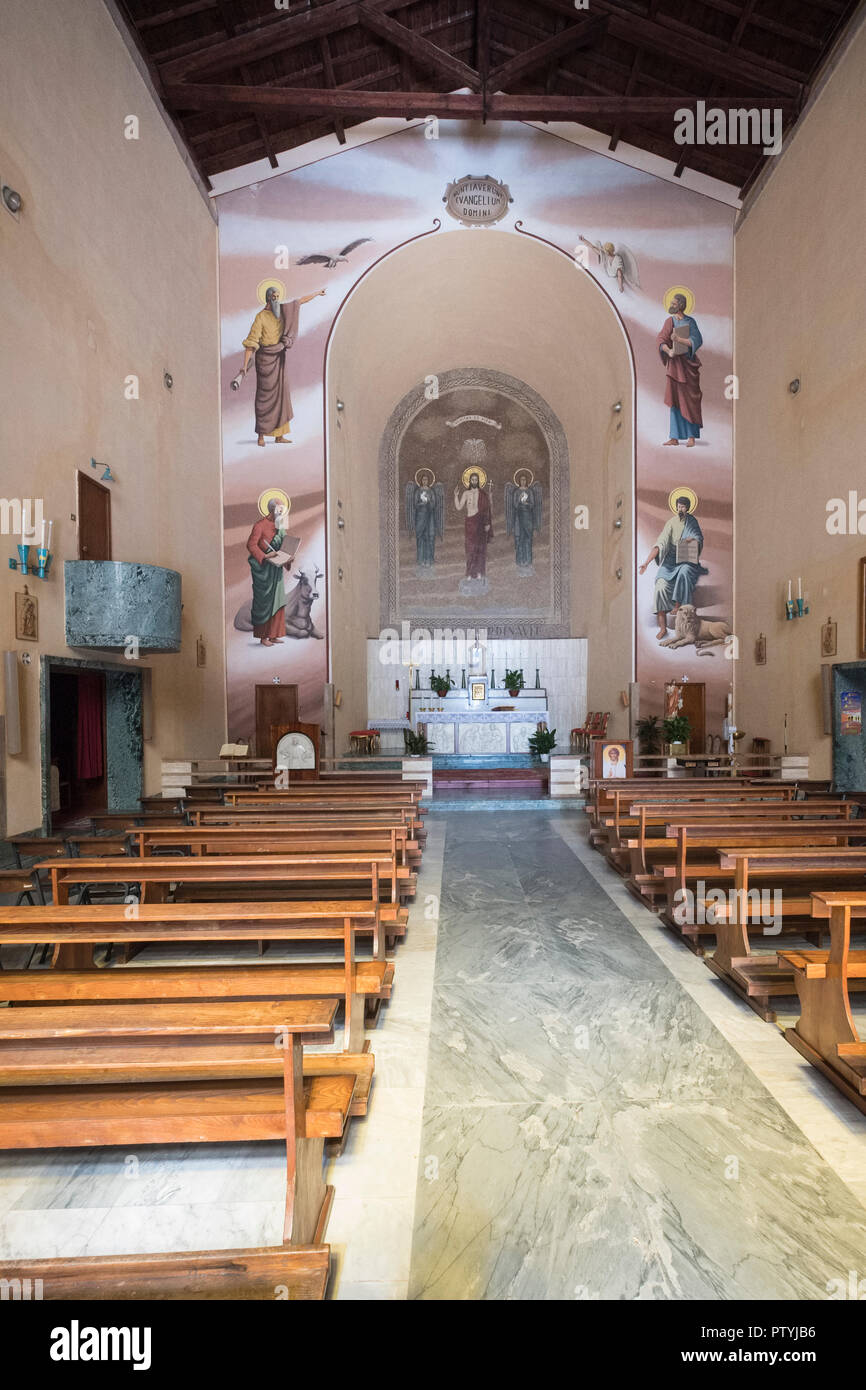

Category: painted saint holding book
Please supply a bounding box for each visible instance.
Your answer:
[657,288,703,446]
[639,489,707,641]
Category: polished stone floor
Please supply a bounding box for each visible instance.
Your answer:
[407,812,866,1300]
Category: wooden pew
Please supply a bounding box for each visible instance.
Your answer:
[700,849,866,1020]
[641,811,860,887]
[0,1244,331,1300]
[90,810,188,831]
[597,791,828,865]
[46,851,413,911]
[0,925,390,1065]
[0,869,39,907]
[0,900,383,1027]
[190,802,426,842]
[0,998,349,1245]
[9,835,69,904]
[779,891,866,1113]
[134,824,418,869]
[627,819,859,908]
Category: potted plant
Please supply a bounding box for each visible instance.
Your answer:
[528,727,557,763]
[404,729,432,757]
[636,714,662,756]
[504,668,524,698]
[662,714,691,755]
[430,673,453,697]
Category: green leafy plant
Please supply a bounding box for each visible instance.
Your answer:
[429,673,453,697]
[504,668,524,694]
[636,714,662,755]
[404,729,432,755]
[528,727,557,757]
[662,715,692,748]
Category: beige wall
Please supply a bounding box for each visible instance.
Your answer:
[734,16,866,778]
[0,0,225,833]
[326,229,634,753]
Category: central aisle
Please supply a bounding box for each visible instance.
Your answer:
[408,812,866,1300]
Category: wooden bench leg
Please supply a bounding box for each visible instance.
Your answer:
[344,991,366,1053]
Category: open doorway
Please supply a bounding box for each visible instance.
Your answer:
[49,668,107,825]
[41,657,143,831]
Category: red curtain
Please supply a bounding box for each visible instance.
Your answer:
[76,673,105,779]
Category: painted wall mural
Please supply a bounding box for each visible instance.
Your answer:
[379,369,570,639]
[217,121,735,740]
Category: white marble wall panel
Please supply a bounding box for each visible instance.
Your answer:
[368,639,587,755]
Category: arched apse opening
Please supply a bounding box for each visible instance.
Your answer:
[324,227,635,750]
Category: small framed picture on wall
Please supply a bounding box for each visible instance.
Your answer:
[821,618,837,659]
[14,588,38,641]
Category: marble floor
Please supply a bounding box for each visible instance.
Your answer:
[407,812,866,1300]
[3,810,866,1300]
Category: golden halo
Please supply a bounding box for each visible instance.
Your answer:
[664,285,695,315]
[258,487,291,518]
[257,278,286,306]
[513,468,534,487]
[461,466,488,489]
[414,468,436,486]
[668,486,698,515]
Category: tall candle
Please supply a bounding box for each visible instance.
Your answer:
[787,579,792,601]
[40,518,46,547]
[797,576,802,599]
[46,520,53,550]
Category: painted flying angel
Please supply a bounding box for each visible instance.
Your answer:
[505,469,543,572]
[405,468,444,569]
[578,237,641,293]
[296,238,373,268]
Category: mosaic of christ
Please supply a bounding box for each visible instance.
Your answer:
[395,387,553,624]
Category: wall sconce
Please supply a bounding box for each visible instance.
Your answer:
[9,519,53,579]
[612,401,622,413]
[784,578,809,620]
[335,400,345,411]
[615,567,623,580]
[1,184,22,218]
[613,517,623,529]
[788,378,801,395]
[163,371,174,390]
[337,517,345,530]
[91,457,114,483]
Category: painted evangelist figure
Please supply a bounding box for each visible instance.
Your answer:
[505,468,543,573]
[404,468,444,570]
[243,490,297,645]
[232,280,325,446]
[657,289,703,446]
[639,491,707,642]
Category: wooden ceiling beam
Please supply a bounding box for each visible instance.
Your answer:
[318,34,346,145]
[159,0,410,83]
[163,82,797,123]
[533,0,808,94]
[487,14,608,90]
[356,4,482,90]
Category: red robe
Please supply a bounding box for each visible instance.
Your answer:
[464,489,493,578]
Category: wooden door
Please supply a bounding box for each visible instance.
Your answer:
[678,683,706,754]
[255,684,298,756]
[77,473,112,561]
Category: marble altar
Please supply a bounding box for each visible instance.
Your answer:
[414,689,548,755]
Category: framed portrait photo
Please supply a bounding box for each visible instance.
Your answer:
[14,589,38,641]
[592,738,634,780]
